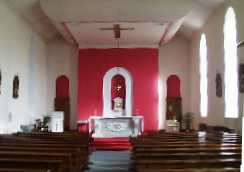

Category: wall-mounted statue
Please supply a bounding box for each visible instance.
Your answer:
[0,70,2,95]
[215,73,222,97]
[239,64,244,93]
[13,75,19,99]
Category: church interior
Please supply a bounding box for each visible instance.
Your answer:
[0,0,244,171]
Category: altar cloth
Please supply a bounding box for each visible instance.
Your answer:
[89,116,143,138]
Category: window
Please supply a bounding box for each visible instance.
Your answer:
[200,34,208,117]
[224,7,238,118]
[157,79,163,129]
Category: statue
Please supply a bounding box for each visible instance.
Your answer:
[114,97,123,111]
[13,75,19,99]
[113,97,124,116]
[215,73,222,97]
[239,64,244,93]
[0,70,2,95]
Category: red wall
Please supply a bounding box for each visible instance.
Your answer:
[77,48,159,130]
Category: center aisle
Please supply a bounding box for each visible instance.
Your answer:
[84,150,132,172]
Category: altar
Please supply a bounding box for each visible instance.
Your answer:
[88,67,143,138]
[89,116,143,138]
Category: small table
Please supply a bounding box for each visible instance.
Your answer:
[166,120,180,132]
[77,120,89,133]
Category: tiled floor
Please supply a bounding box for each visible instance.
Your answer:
[84,150,132,172]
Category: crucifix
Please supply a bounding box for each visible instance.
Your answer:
[116,84,122,92]
[100,24,134,39]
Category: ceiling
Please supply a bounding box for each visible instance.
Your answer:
[66,22,168,48]
[8,0,59,41]
[8,0,226,47]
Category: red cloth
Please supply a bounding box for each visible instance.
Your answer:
[77,48,159,131]
[167,75,181,98]
[56,75,69,98]
[92,138,131,151]
[77,122,89,133]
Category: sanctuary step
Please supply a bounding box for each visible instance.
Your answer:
[92,137,132,151]
[84,150,132,172]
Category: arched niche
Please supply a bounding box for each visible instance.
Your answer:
[166,74,182,125]
[56,75,69,99]
[55,75,70,130]
[111,74,126,110]
[103,67,133,117]
[167,75,181,98]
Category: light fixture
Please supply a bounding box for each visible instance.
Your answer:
[238,41,244,48]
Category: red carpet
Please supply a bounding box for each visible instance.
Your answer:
[91,137,132,151]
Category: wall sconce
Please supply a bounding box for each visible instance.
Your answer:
[238,41,244,48]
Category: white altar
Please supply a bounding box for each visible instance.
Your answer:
[88,67,143,138]
[90,116,143,138]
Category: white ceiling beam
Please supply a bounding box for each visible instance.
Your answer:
[159,18,184,46]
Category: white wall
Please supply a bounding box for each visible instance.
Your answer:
[46,39,78,129]
[190,0,244,132]
[0,1,48,133]
[158,37,190,129]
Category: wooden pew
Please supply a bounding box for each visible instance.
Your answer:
[0,132,90,172]
[13,133,90,170]
[0,151,68,172]
[0,159,63,172]
[134,152,241,160]
[137,168,240,172]
[135,158,241,169]
[0,145,85,171]
[131,131,241,172]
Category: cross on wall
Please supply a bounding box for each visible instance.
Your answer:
[100,24,134,39]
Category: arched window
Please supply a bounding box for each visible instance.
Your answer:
[200,34,208,117]
[224,7,238,118]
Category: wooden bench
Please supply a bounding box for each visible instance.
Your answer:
[131,131,241,172]
[0,132,90,172]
